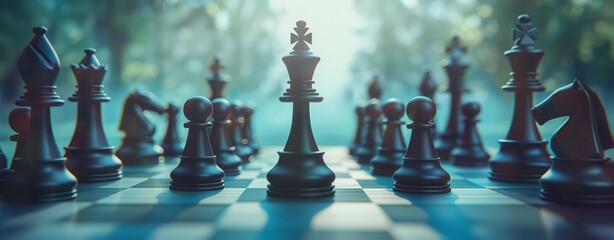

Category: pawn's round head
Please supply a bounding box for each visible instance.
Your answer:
[383,98,405,121]
[212,98,231,120]
[9,107,31,134]
[365,99,382,119]
[231,100,243,114]
[406,96,436,123]
[462,102,480,118]
[183,97,212,123]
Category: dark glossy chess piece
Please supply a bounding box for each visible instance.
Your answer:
[368,75,383,100]
[355,99,383,164]
[532,80,614,204]
[207,57,228,100]
[450,102,490,167]
[240,103,260,155]
[230,100,253,163]
[161,103,183,157]
[170,96,225,191]
[349,103,366,156]
[4,26,78,203]
[9,107,30,164]
[420,70,438,139]
[3,107,30,195]
[435,36,469,160]
[210,98,241,176]
[116,90,167,165]
[65,48,123,182]
[371,99,406,176]
[393,97,451,194]
[489,14,551,183]
[267,21,335,198]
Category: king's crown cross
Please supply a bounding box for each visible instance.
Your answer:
[512,14,538,47]
[291,21,312,51]
[210,57,224,73]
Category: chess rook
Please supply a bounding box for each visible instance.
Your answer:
[450,102,490,166]
[210,98,242,176]
[370,98,406,176]
[435,36,468,160]
[267,21,335,198]
[393,97,451,194]
[116,90,167,165]
[532,80,614,204]
[161,102,183,157]
[170,97,224,191]
[489,14,551,183]
[4,27,78,203]
[65,48,123,182]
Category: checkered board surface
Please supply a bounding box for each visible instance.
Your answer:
[1,146,613,240]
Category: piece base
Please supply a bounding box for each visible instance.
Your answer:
[488,172,541,183]
[3,189,77,204]
[267,184,335,199]
[540,189,614,205]
[169,180,224,191]
[393,183,451,194]
[222,168,240,176]
[76,171,123,183]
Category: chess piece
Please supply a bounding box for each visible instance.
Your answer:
[207,57,228,100]
[420,70,438,140]
[355,99,383,164]
[170,96,225,191]
[230,100,254,163]
[370,98,406,176]
[532,80,614,204]
[9,107,30,164]
[160,102,183,157]
[240,103,260,155]
[116,90,167,165]
[368,75,383,100]
[348,103,366,156]
[450,102,490,166]
[210,98,241,176]
[267,21,335,198]
[4,26,78,203]
[65,48,123,182]
[489,14,551,183]
[435,36,468,160]
[3,107,30,195]
[393,96,451,194]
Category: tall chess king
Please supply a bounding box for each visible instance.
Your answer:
[266,21,336,198]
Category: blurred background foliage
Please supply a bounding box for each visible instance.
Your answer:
[0,0,613,150]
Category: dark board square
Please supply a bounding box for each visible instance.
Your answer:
[132,179,170,188]
[210,230,393,240]
[449,179,481,188]
[357,178,394,188]
[70,204,229,223]
[223,179,253,188]
[333,189,371,202]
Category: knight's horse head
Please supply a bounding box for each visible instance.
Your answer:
[532,79,614,158]
[119,89,167,134]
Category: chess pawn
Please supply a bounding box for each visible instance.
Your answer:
[349,104,366,156]
[170,97,224,191]
[230,100,253,163]
[4,26,77,203]
[161,102,183,157]
[240,104,260,155]
[393,97,451,194]
[371,99,406,176]
[355,99,383,164]
[2,107,30,195]
[450,102,490,166]
[210,98,241,175]
[65,48,123,182]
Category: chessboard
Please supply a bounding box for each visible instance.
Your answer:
[1,146,611,240]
